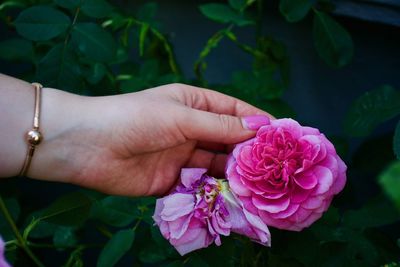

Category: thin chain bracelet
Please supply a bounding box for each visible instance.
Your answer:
[19,82,43,177]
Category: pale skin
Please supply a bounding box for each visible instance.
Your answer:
[0,73,272,196]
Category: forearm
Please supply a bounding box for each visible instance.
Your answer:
[0,73,89,179]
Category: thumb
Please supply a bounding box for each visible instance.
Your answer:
[179,109,269,144]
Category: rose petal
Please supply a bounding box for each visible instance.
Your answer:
[312,166,334,195]
[226,161,252,196]
[181,168,207,188]
[291,186,312,203]
[301,196,324,210]
[169,213,193,239]
[270,203,300,219]
[160,193,195,221]
[173,227,209,256]
[0,236,11,267]
[252,195,290,213]
[331,158,347,194]
[302,126,320,135]
[293,172,318,190]
[271,118,303,139]
[287,207,312,223]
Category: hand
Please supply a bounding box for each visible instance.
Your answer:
[27,83,271,196]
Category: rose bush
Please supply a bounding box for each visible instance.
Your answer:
[226,118,347,231]
[153,168,270,255]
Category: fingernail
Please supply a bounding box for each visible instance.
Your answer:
[242,115,270,130]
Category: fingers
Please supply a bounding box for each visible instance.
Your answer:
[179,107,256,144]
[171,84,275,119]
[185,149,227,178]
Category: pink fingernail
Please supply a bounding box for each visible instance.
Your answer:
[242,115,270,130]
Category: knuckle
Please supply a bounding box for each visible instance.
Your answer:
[218,114,233,140]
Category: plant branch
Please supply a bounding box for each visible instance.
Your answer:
[0,195,45,267]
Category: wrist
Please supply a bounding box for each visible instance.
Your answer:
[27,88,90,182]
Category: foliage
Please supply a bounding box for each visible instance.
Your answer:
[0,0,399,266]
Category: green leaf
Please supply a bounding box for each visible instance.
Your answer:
[344,85,400,137]
[139,244,167,264]
[379,161,400,209]
[54,0,80,10]
[40,191,93,226]
[72,22,116,62]
[166,261,184,267]
[0,0,27,11]
[90,196,140,227]
[97,229,135,267]
[86,63,106,84]
[280,0,312,22]
[228,0,246,10]
[0,38,33,61]
[53,226,77,247]
[139,23,149,56]
[81,0,113,18]
[313,11,353,67]
[185,254,210,267]
[199,3,253,26]
[120,76,148,93]
[343,195,400,229]
[27,219,58,238]
[36,43,82,92]
[14,6,70,41]
[394,121,400,159]
[136,2,158,23]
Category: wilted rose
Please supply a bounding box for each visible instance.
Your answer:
[226,118,346,231]
[153,168,270,255]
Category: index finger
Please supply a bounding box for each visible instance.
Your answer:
[171,84,275,118]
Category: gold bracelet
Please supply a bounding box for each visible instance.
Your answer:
[19,82,43,177]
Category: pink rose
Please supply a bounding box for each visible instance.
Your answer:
[0,236,11,267]
[153,168,270,255]
[226,118,347,231]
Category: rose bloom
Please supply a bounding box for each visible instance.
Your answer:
[226,119,347,231]
[153,168,270,255]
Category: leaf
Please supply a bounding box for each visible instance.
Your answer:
[199,3,253,26]
[313,11,353,67]
[40,191,93,226]
[343,195,400,229]
[14,6,70,41]
[120,76,148,93]
[90,196,140,227]
[97,229,135,267]
[53,226,77,247]
[228,0,246,10]
[139,244,167,264]
[86,63,106,84]
[81,0,113,18]
[394,121,400,159]
[36,43,82,92]
[379,161,400,209]
[0,0,27,11]
[185,254,210,267]
[139,23,149,56]
[72,23,116,62]
[136,2,158,23]
[0,38,33,61]
[280,0,312,22]
[54,0,80,9]
[344,85,400,137]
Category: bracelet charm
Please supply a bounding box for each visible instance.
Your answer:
[19,82,43,177]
